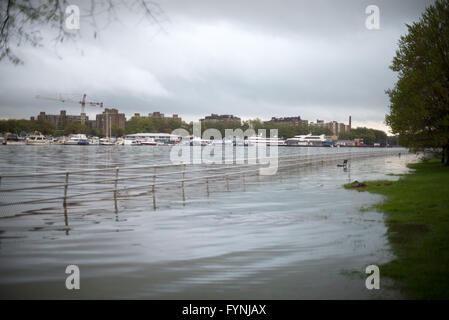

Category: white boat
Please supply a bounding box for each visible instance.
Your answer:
[181,136,212,146]
[26,132,51,145]
[64,134,90,145]
[285,134,327,146]
[99,138,115,145]
[125,133,180,145]
[89,137,100,145]
[247,135,285,146]
[3,134,26,145]
[211,139,233,146]
[122,136,141,146]
[140,138,159,146]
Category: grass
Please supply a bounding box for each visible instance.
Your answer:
[344,158,449,299]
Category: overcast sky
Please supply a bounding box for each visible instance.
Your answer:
[0,0,435,132]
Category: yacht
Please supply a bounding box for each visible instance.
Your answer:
[141,138,159,146]
[181,136,212,146]
[247,135,286,146]
[285,134,327,146]
[211,139,233,146]
[64,134,90,145]
[3,134,26,145]
[89,137,100,145]
[99,138,115,145]
[125,133,180,145]
[122,136,141,146]
[26,132,51,145]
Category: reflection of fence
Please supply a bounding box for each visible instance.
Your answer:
[0,149,401,209]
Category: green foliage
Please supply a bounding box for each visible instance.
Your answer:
[200,120,249,137]
[31,119,56,135]
[249,118,331,138]
[89,127,102,137]
[126,117,190,135]
[345,159,449,299]
[339,127,387,145]
[386,0,449,156]
[0,119,55,135]
[111,125,124,137]
[63,122,89,135]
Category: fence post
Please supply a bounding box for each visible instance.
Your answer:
[152,167,156,209]
[63,171,69,207]
[114,167,119,198]
[226,174,230,192]
[206,177,209,196]
[63,205,69,236]
[181,164,185,202]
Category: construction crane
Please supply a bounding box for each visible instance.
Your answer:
[36,94,104,125]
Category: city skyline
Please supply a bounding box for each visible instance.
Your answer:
[12,105,368,134]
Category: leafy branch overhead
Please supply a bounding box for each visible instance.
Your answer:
[0,0,167,64]
[386,0,449,164]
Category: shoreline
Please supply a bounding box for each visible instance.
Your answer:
[344,157,449,299]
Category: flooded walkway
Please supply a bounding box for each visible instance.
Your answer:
[0,146,416,299]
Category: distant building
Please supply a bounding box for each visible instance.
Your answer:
[266,116,308,126]
[150,111,164,119]
[200,114,241,123]
[32,110,85,130]
[85,119,96,130]
[132,112,182,122]
[96,108,126,136]
[309,116,352,136]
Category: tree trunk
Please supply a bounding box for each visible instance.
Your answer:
[442,148,445,163]
[446,146,449,166]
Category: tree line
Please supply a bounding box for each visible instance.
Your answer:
[1,117,391,145]
[339,127,388,146]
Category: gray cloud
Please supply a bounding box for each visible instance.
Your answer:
[0,0,435,131]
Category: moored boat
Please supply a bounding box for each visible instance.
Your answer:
[99,138,115,145]
[26,132,51,145]
[3,134,26,145]
[140,138,159,146]
[247,135,285,146]
[285,134,327,146]
[64,134,90,145]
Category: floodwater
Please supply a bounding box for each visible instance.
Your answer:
[0,146,417,299]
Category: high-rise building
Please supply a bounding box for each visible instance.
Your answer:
[96,108,126,136]
[200,114,241,123]
[267,116,308,126]
[309,117,352,136]
[33,110,84,130]
[132,112,182,122]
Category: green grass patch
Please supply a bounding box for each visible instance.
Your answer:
[344,158,449,299]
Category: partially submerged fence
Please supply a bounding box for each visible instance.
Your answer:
[0,149,402,211]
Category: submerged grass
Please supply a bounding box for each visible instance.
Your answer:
[344,158,449,299]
